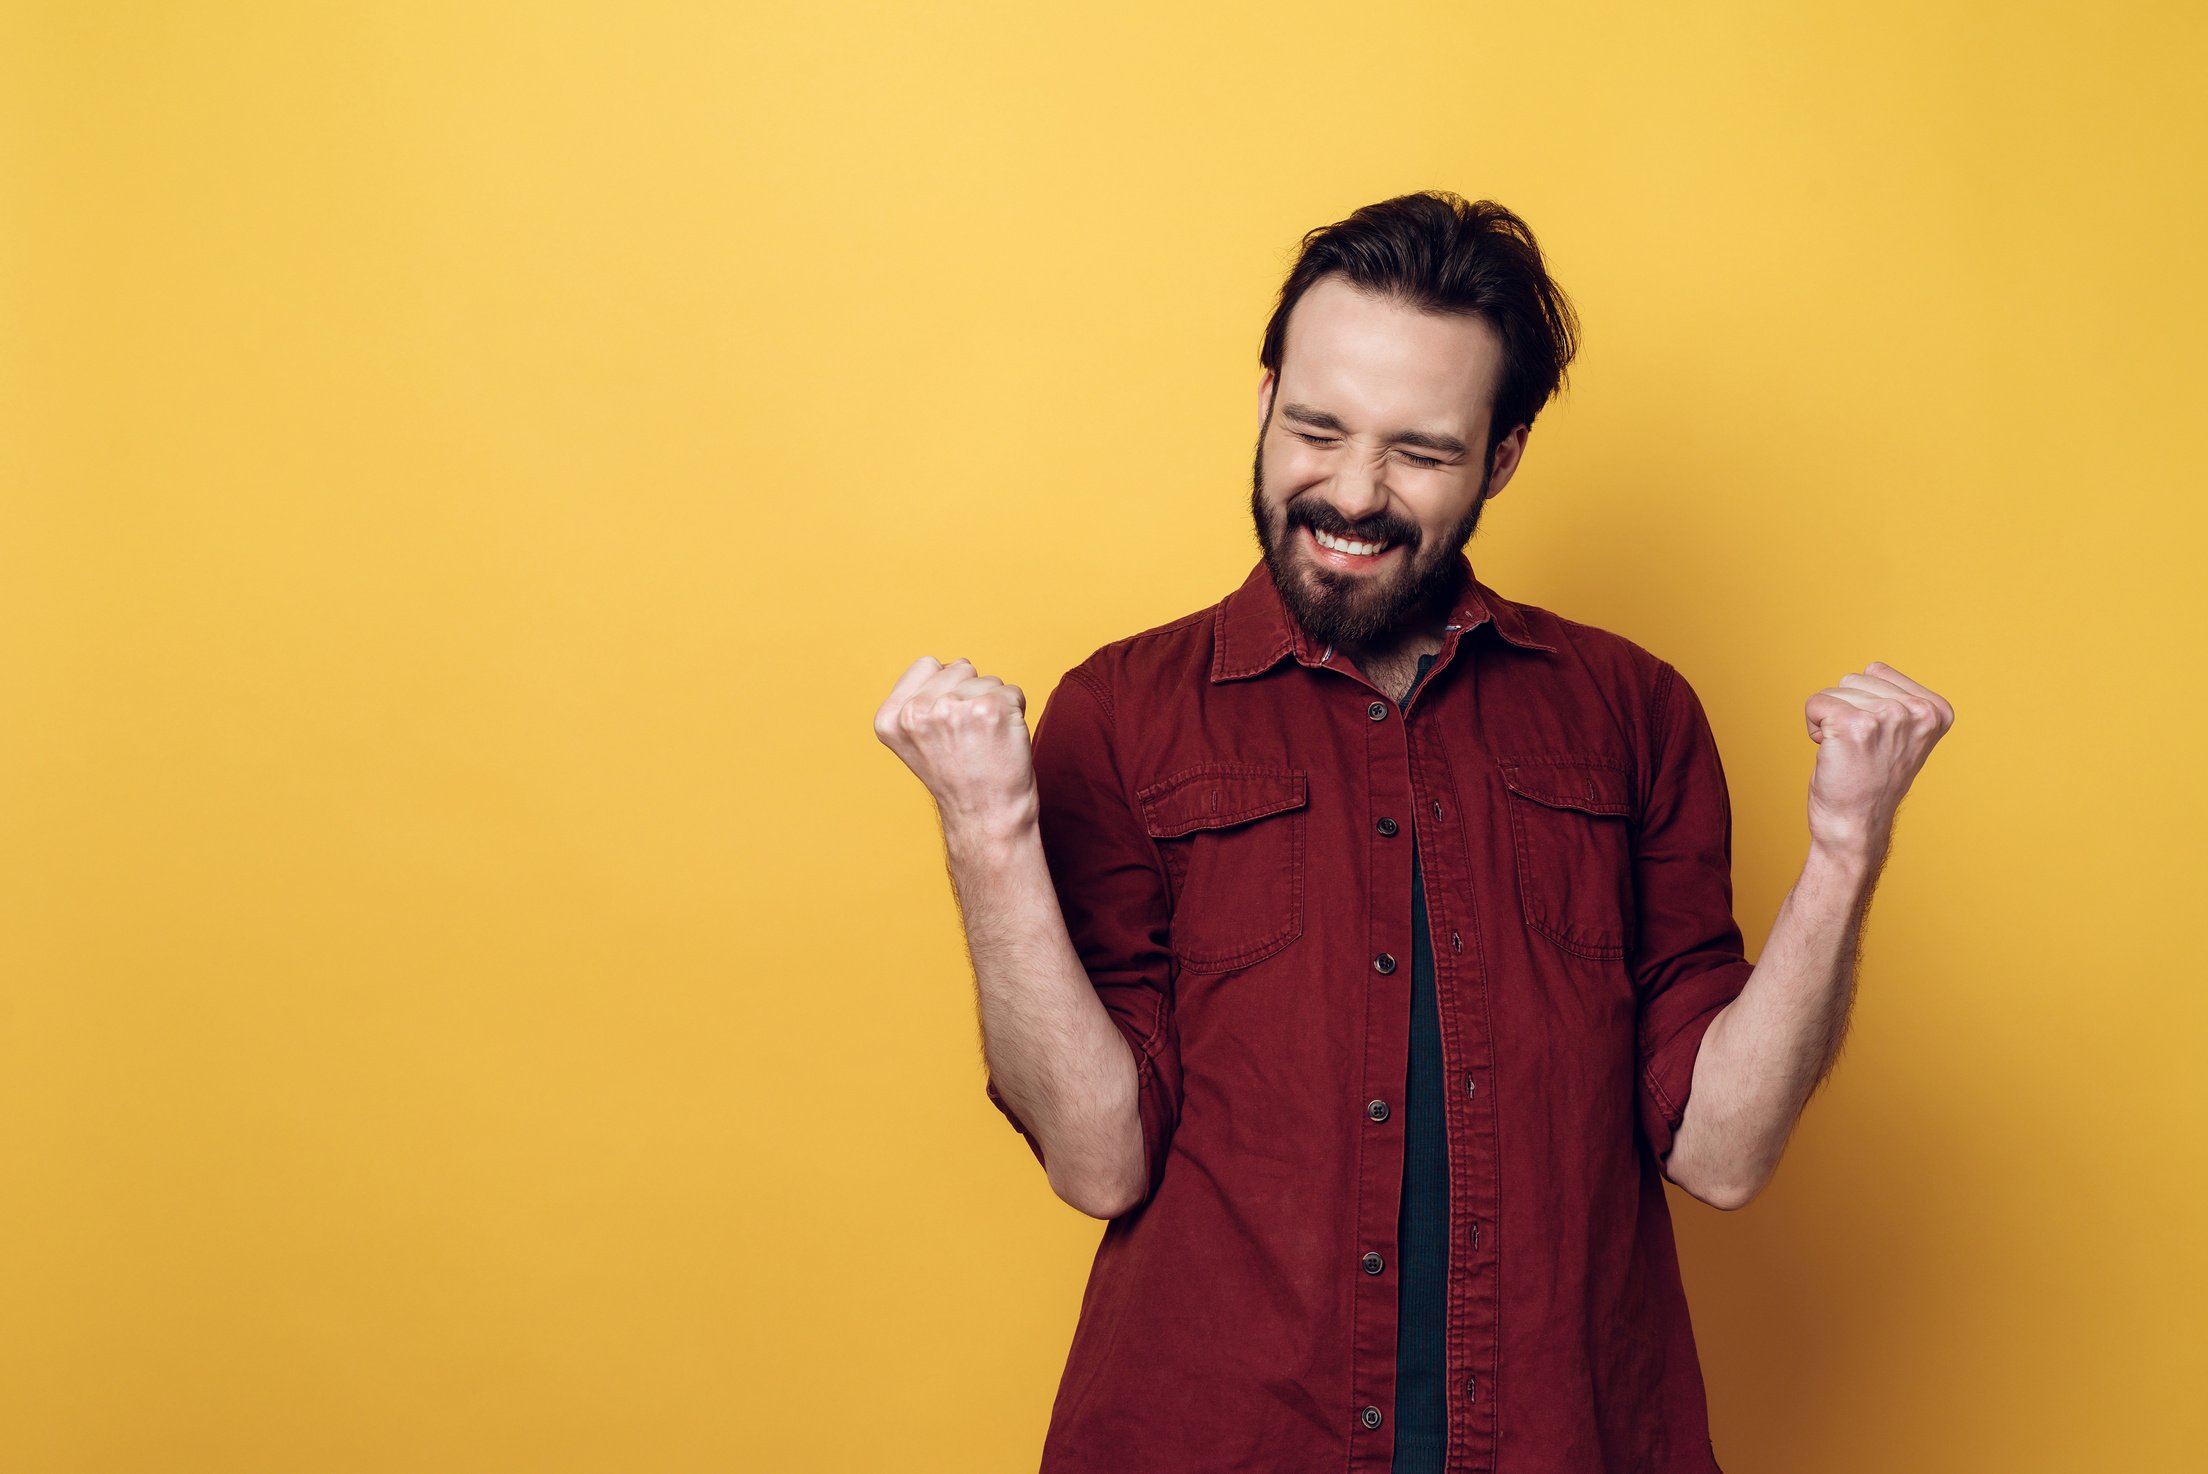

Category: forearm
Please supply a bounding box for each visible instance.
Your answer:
[1667,837,1883,1206]
[944,810,1145,1218]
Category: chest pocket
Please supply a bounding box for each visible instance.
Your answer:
[1137,763,1308,972]
[1498,757,1635,960]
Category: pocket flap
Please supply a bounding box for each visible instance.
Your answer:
[1498,759,1632,816]
[1138,764,1308,838]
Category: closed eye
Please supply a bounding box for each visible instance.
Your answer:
[1293,431,1446,470]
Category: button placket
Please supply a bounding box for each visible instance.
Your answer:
[1355,656,1423,1454]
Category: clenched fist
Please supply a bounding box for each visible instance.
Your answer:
[1804,659,1956,857]
[874,656,1039,839]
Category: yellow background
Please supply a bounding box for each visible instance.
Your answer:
[4,2,2202,1470]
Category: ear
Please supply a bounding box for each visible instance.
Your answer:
[1256,370,1276,432]
[1483,423,1531,500]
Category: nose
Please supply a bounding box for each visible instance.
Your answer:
[1328,455,1391,528]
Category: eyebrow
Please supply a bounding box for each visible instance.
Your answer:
[1280,402,1469,458]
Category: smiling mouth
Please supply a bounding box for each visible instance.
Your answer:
[1303,522,1400,568]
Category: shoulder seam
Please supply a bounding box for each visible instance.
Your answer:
[1638,659,1679,823]
[1065,662,1116,727]
[1068,600,1219,716]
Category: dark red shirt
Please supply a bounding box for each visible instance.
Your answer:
[987,551,1753,1473]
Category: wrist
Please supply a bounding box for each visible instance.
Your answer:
[1806,830,1886,883]
[941,793,1041,862]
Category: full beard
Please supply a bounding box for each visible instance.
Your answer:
[1249,441,1490,651]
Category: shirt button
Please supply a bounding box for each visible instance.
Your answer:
[1465,1376,1478,1402]
[1468,1221,1480,1248]
[1360,1406,1383,1430]
[1361,1251,1384,1275]
[1464,1072,1477,1095]
[1373,952,1397,974]
[1450,930,1462,952]
[1367,1099,1390,1122]
[1375,816,1399,837]
[1367,701,1389,721]
[1431,800,1443,819]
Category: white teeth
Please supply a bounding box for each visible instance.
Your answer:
[1314,527,1388,556]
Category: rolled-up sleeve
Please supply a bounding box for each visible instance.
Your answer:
[983,663,1184,1208]
[1630,660,1756,1166]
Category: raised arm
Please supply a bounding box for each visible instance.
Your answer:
[874,655,1152,1218]
[1663,659,1956,1208]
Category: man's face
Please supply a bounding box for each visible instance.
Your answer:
[1250,273,1528,651]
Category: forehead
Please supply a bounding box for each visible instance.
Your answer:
[1279,274,1500,432]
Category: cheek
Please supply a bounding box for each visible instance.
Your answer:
[1272,442,1330,485]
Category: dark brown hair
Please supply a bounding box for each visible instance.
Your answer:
[1258,191,1581,461]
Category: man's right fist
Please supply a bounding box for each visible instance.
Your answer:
[873,656,1038,836]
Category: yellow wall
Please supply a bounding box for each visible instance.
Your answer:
[4,2,2201,1469]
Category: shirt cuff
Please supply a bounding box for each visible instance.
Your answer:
[1637,958,1753,1163]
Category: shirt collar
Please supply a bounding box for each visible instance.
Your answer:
[1210,549,1557,683]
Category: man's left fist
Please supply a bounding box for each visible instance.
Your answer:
[1803,660,1956,857]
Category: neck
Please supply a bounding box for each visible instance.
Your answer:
[1338,610,1447,668]
[1339,624,1444,705]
